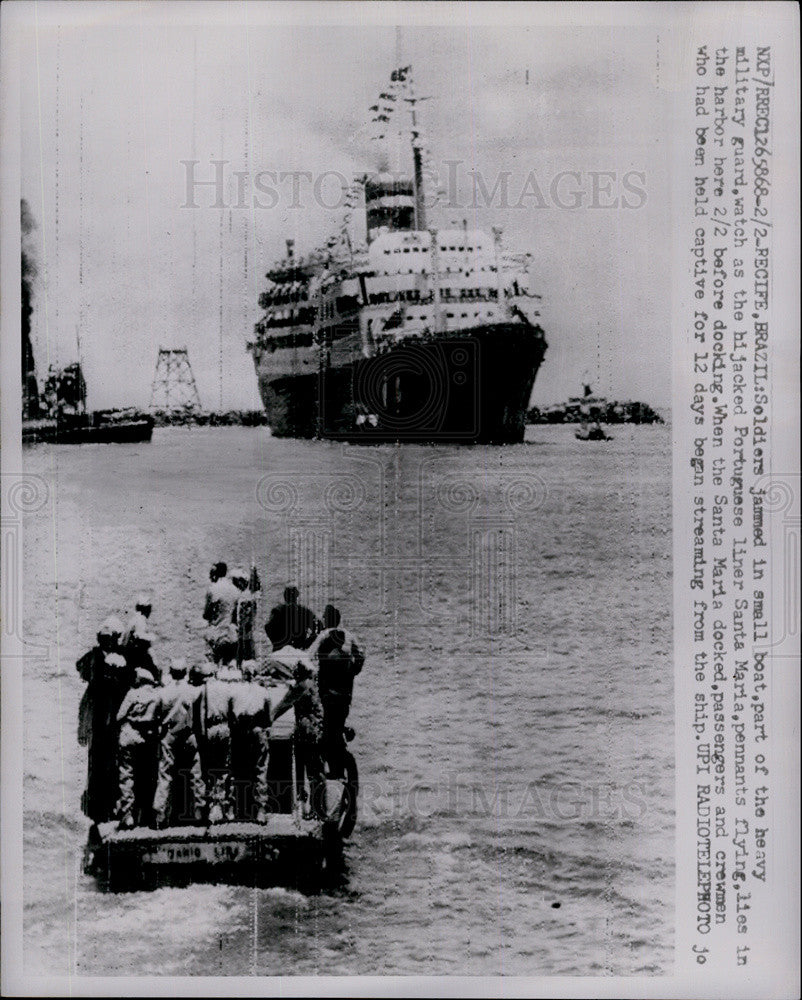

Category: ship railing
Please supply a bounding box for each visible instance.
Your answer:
[258,291,310,307]
[257,330,316,352]
[365,288,500,307]
[257,309,317,331]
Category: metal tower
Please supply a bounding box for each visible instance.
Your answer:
[149,347,203,412]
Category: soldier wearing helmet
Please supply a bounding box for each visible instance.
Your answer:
[116,666,162,829]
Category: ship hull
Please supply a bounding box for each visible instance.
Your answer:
[255,323,546,445]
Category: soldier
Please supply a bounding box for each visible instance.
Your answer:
[272,657,324,819]
[203,566,239,664]
[308,604,364,778]
[76,616,132,824]
[197,663,240,823]
[264,586,321,651]
[228,660,273,823]
[152,659,205,828]
[116,666,161,829]
[123,630,161,684]
[122,593,153,650]
[231,567,257,666]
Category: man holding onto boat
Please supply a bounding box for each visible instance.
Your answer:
[271,656,325,819]
[309,604,364,779]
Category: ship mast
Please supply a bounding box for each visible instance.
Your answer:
[395,26,426,231]
[408,77,427,232]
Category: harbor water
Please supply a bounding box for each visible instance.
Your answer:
[21,423,673,976]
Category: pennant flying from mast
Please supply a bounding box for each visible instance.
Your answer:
[368,66,419,143]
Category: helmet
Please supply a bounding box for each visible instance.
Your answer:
[189,661,216,684]
[169,657,188,677]
[98,615,124,639]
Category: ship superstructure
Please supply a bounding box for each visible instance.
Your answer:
[249,65,547,443]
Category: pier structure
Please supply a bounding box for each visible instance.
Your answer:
[149,347,203,414]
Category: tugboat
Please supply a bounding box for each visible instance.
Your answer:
[83,664,358,890]
[248,64,548,444]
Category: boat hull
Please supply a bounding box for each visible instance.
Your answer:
[255,323,547,444]
[22,416,154,445]
[84,818,329,889]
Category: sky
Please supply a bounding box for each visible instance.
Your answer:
[19,8,671,411]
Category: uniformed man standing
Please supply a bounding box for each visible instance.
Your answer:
[197,663,240,823]
[122,593,153,652]
[116,666,161,829]
[264,586,321,651]
[123,630,161,684]
[228,661,273,822]
[152,659,205,828]
[231,567,258,666]
[203,568,239,664]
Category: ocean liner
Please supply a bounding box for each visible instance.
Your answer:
[249,65,547,444]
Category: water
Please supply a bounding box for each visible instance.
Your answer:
[22,424,673,976]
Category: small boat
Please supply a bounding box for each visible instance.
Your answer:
[574,377,612,440]
[83,680,359,891]
[575,420,612,441]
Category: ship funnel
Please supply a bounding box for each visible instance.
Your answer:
[365,172,416,242]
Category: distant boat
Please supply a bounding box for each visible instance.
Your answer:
[23,412,154,446]
[22,362,153,445]
[575,420,612,441]
[574,380,612,440]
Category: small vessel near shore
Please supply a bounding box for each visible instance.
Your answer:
[23,363,153,445]
[572,379,613,441]
[575,421,612,441]
[23,410,154,446]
